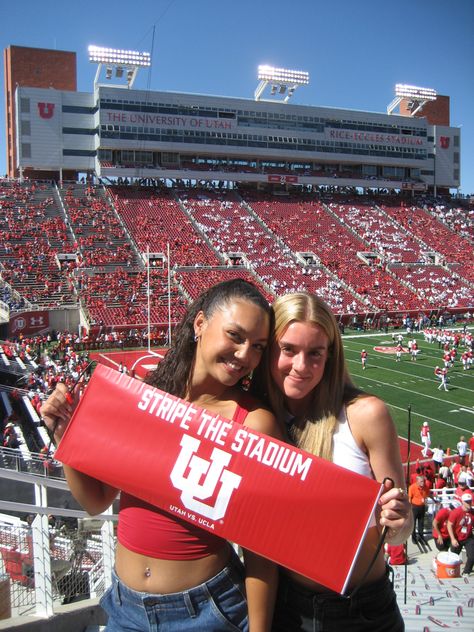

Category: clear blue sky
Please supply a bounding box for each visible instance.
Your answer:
[2,0,473,194]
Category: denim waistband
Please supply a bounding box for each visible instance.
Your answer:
[279,568,392,612]
[112,551,243,610]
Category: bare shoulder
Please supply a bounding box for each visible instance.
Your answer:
[348,394,390,421]
[244,407,286,440]
[347,394,396,446]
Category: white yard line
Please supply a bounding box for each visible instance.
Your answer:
[346,357,474,394]
[349,370,474,427]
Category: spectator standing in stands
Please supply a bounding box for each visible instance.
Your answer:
[457,436,468,465]
[409,474,431,545]
[432,501,457,552]
[432,445,445,474]
[447,494,474,576]
[253,293,410,632]
[454,469,474,499]
[41,279,284,632]
[458,465,474,488]
[420,421,431,457]
[439,462,452,487]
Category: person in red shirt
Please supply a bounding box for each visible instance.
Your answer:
[385,543,406,565]
[451,459,462,486]
[360,349,368,370]
[447,494,474,576]
[470,433,474,463]
[453,478,474,503]
[432,501,458,551]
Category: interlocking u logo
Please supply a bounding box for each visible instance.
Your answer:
[170,435,242,520]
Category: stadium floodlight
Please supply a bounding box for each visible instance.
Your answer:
[88,45,151,67]
[395,84,437,100]
[255,65,309,102]
[88,45,151,89]
[387,83,437,116]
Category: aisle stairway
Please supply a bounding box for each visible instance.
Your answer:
[394,540,474,631]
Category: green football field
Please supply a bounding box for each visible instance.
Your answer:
[342,329,473,458]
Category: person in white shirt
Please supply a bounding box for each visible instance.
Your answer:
[457,436,468,465]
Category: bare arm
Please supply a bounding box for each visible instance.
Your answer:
[432,517,441,538]
[447,520,459,548]
[40,383,118,515]
[241,407,285,632]
[348,395,413,545]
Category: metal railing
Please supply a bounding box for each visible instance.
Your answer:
[0,448,116,622]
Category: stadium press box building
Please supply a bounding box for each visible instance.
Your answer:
[5,45,460,194]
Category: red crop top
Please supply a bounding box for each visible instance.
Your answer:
[117,394,257,559]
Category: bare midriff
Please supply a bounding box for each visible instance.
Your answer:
[114,540,232,593]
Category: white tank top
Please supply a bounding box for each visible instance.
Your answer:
[333,407,376,528]
[332,407,373,478]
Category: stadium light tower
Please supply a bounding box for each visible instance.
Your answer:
[255,65,309,103]
[387,83,437,116]
[88,45,151,89]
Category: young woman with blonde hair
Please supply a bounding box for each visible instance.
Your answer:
[253,292,412,631]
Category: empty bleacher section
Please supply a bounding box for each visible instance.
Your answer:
[0,180,77,309]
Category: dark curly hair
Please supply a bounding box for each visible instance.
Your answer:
[145,278,270,397]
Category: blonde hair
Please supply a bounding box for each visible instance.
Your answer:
[256,293,359,461]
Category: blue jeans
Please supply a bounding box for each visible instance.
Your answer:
[100,554,248,631]
[272,568,404,631]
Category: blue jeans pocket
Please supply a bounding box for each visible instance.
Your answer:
[205,573,248,631]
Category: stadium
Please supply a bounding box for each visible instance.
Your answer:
[0,42,473,631]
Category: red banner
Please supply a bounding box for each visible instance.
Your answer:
[56,364,381,593]
[8,311,49,337]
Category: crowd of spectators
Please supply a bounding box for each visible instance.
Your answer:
[381,200,474,284]
[0,179,76,308]
[392,266,472,308]
[426,201,474,242]
[0,179,472,330]
[179,189,363,312]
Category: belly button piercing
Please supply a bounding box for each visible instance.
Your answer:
[144,567,151,577]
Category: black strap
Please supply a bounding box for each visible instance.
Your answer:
[345,476,394,599]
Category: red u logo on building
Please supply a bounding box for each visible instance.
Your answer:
[37,102,55,119]
[439,136,450,149]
